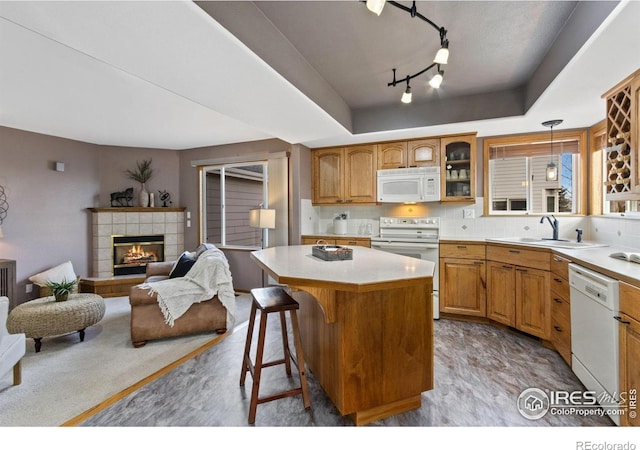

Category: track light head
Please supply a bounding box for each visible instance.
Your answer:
[401,82,412,104]
[366,0,385,16]
[429,70,444,89]
[434,40,449,65]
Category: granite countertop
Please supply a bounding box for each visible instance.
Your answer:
[251,244,434,292]
[440,236,640,286]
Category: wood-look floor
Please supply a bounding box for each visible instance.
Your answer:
[79,295,613,427]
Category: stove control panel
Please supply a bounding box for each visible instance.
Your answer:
[379,217,440,228]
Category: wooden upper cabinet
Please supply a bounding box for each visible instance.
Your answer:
[408,139,440,167]
[378,141,408,169]
[377,139,439,169]
[312,145,377,205]
[344,145,377,203]
[312,148,344,204]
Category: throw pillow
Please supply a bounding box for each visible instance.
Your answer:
[194,242,217,258]
[169,251,197,278]
[28,261,77,286]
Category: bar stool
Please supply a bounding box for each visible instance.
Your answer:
[240,286,311,424]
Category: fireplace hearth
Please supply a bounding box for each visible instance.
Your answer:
[113,235,164,276]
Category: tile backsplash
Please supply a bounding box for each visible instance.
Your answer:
[301,197,640,251]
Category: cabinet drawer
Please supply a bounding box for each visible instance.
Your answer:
[301,237,336,245]
[620,281,640,320]
[551,296,571,365]
[486,245,550,270]
[550,253,571,279]
[336,238,371,248]
[440,243,486,259]
[550,275,570,300]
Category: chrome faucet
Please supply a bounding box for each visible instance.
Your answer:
[540,215,559,240]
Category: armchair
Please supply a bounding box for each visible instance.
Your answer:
[1,296,26,386]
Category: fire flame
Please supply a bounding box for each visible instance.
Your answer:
[122,245,158,264]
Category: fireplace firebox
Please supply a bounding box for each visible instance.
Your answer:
[112,235,164,276]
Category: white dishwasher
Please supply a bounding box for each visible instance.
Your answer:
[569,263,620,425]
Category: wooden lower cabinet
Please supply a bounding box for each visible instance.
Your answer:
[486,245,551,340]
[439,243,486,317]
[619,282,640,426]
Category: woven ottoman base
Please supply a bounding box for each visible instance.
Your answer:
[7,293,106,352]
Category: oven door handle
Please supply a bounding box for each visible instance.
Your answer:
[371,241,439,250]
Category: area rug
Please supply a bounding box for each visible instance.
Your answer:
[0,293,252,427]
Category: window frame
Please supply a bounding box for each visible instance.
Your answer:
[483,129,588,216]
[197,160,270,249]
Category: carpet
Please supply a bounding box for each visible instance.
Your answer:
[0,293,253,427]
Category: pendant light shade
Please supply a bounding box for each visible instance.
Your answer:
[542,119,563,182]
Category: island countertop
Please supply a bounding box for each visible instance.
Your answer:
[250,244,434,293]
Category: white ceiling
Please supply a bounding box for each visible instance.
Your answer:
[1,1,639,150]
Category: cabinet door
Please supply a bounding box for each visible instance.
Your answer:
[515,266,551,339]
[441,134,476,202]
[439,258,486,317]
[486,261,516,327]
[378,141,408,169]
[619,313,640,426]
[344,145,377,204]
[408,139,440,167]
[312,148,344,204]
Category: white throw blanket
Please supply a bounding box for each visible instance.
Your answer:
[141,248,236,327]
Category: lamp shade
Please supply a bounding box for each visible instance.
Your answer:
[366,0,385,15]
[249,208,276,229]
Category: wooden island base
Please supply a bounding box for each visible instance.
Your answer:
[291,283,433,426]
[250,245,435,426]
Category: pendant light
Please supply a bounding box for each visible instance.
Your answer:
[542,119,563,181]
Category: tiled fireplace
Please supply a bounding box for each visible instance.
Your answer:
[89,208,185,278]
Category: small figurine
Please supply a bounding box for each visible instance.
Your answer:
[110,187,134,207]
[158,190,172,207]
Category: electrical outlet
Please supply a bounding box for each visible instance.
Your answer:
[26,283,33,293]
[463,208,475,219]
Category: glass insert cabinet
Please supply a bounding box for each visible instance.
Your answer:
[441,134,476,202]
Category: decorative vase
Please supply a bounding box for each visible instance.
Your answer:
[139,183,149,207]
[54,292,68,302]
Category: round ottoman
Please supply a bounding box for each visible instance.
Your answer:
[7,293,105,352]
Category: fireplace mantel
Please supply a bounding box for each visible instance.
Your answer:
[88,207,185,213]
[89,208,186,278]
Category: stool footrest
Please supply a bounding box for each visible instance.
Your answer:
[256,387,304,406]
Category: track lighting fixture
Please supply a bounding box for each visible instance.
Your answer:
[542,119,563,182]
[366,0,450,103]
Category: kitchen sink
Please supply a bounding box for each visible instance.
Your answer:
[486,237,608,249]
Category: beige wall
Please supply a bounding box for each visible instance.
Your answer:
[0,126,306,304]
[0,126,180,304]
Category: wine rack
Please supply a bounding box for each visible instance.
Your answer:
[603,69,640,199]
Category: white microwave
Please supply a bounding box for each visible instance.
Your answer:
[377,167,440,203]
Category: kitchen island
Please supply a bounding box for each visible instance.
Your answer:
[250,245,435,425]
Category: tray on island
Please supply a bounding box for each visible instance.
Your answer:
[312,244,353,261]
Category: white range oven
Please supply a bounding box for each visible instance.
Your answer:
[370,216,440,319]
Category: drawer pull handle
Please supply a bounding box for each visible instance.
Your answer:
[508,250,520,254]
[516,268,528,273]
[614,316,631,325]
[473,261,483,265]
[554,326,563,332]
[554,278,563,283]
[457,245,467,249]
[502,265,513,269]
[554,298,562,303]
